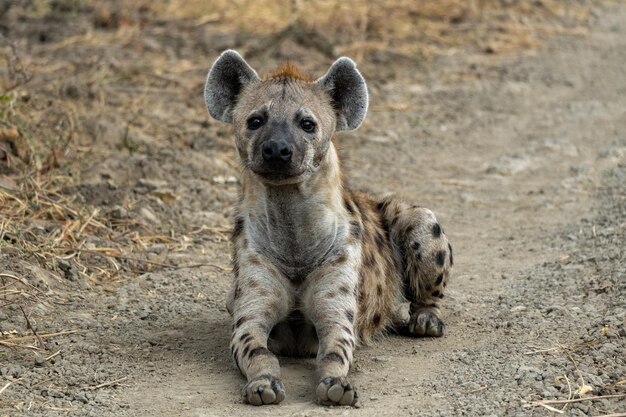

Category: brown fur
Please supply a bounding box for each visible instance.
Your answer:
[267,62,315,82]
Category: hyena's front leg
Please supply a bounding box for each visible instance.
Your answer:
[381,201,453,337]
[303,250,359,406]
[229,252,293,405]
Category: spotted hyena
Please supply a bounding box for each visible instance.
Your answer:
[204,50,452,406]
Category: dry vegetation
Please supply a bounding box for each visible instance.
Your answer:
[0,0,596,347]
[157,0,594,58]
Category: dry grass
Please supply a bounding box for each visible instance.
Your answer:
[155,0,594,58]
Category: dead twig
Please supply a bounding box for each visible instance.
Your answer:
[0,379,20,396]
[0,273,46,295]
[534,401,564,414]
[529,393,626,406]
[0,329,79,343]
[44,349,62,361]
[69,248,231,271]
[18,305,45,350]
[86,377,129,391]
[0,340,41,350]
[524,339,597,355]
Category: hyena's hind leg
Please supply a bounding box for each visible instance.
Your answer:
[378,198,453,337]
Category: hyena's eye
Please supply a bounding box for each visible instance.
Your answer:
[300,119,316,133]
[247,116,265,130]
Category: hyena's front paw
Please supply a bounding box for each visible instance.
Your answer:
[409,307,445,337]
[242,375,285,406]
[316,376,358,406]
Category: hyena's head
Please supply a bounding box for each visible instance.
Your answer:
[204,50,368,185]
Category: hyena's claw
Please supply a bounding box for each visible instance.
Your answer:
[409,308,446,337]
[243,375,285,406]
[316,376,358,406]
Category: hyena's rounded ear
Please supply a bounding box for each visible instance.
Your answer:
[315,57,369,131]
[204,50,259,123]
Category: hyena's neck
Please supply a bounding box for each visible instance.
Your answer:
[242,144,347,279]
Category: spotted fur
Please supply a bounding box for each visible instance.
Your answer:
[206,50,453,406]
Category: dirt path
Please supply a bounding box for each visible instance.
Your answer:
[2,3,625,417]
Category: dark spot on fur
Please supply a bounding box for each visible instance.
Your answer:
[448,243,454,265]
[339,345,349,361]
[373,314,381,326]
[242,344,250,358]
[432,290,441,298]
[233,284,241,299]
[377,285,383,296]
[345,310,354,323]
[376,199,391,212]
[340,285,350,295]
[403,224,415,242]
[444,282,448,288]
[233,347,239,360]
[331,253,348,266]
[365,251,376,268]
[239,332,250,342]
[435,274,444,286]
[249,347,272,358]
[243,334,254,344]
[350,220,362,239]
[433,223,441,238]
[436,250,446,267]
[412,241,420,251]
[337,337,351,348]
[235,316,249,328]
[322,352,345,365]
[232,216,244,239]
[232,257,240,279]
[344,197,355,215]
[248,255,262,265]
[340,324,353,335]
[403,279,416,304]
[375,232,384,250]
[438,293,444,298]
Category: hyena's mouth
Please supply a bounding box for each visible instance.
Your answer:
[252,167,308,184]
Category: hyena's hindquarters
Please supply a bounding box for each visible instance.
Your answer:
[378,198,453,337]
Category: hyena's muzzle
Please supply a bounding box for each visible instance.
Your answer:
[251,120,307,181]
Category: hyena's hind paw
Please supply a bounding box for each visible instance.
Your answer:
[242,375,285,406]
[316,376,358,406]
[408,305,445,337]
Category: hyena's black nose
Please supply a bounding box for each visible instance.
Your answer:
[262,139,292,163]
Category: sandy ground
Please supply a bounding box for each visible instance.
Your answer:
[1,2,625,417]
